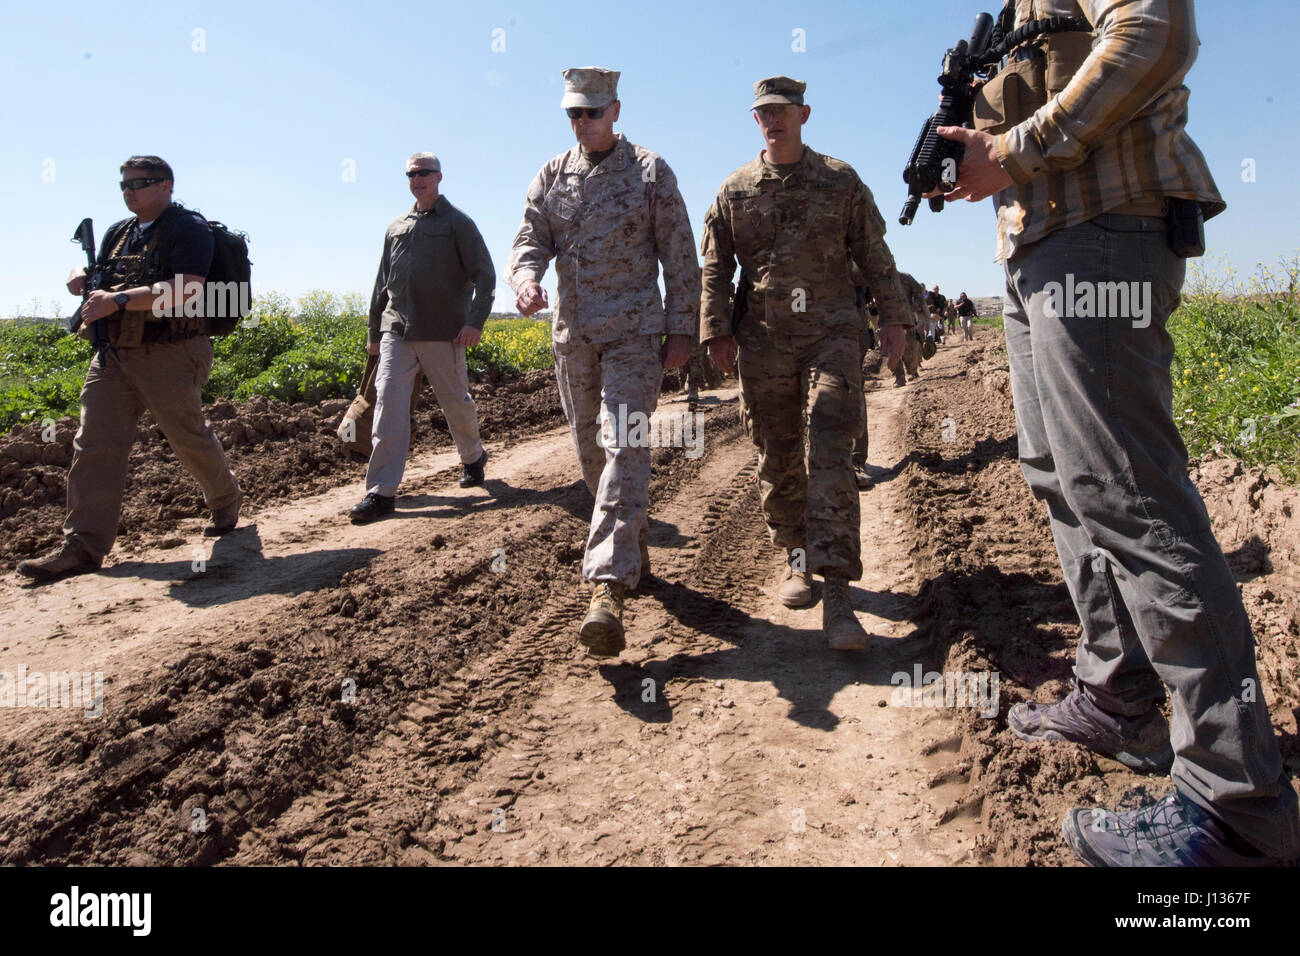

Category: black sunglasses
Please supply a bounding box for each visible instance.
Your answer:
[120,177,165,191]
[565,107,606,120]
[406,169,438,178]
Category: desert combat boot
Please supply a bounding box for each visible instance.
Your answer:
[823,576,869,650]
[777,551,814,608]
[580,581,626,657]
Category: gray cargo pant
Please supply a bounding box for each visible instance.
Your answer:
[1004,212,1299,859]
[64,335,241,559]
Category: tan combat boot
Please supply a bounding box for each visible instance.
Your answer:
[823,576,869,650]
[16,541,101,583]
[777,552,814,608]
[580,581,626,657]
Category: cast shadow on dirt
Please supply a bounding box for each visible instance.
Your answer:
[601,578,933,731]
[394,478,596,524]
[100,525,382,607]
[869,434,1020,489]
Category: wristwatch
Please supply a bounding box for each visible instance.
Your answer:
[114,292,130,311]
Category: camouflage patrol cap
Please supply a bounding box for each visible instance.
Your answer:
[751,76,806,109]
[561,67,620,109]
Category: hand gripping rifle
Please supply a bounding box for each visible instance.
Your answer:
[899,12,996,225]
[67,218,112,363]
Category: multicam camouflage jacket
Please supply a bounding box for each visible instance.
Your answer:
[507,133,701,346]
[699,146,912,342]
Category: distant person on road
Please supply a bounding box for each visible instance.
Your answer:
[18,156,242,584]
[508,67,701,657]
[956,291,976,341]
[699,76,911,650]
[944,298,958,336]
[349,153,495,525]
[936,0,1298,865]
[925,285,947,344]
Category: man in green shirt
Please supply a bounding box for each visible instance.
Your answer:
[350,153,496,523]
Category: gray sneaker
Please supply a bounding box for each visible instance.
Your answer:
[1063,792,1285,867]
[1007,685,1173,774]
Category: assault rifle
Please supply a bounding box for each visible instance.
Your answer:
[66,218,111,362]
[899,12,996,225]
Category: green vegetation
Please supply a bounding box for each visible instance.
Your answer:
[1172,257,1300,481]
[0,292,555,434]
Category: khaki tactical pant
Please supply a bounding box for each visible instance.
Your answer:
[64,336,241,559]
[737,324,863,580]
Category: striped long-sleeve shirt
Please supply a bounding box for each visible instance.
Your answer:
[993,0,1225,262]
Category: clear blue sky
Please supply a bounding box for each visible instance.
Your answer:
[1,0,1294,316]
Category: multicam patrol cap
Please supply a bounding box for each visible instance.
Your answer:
[561,67,620,109]
[751,76,806,110]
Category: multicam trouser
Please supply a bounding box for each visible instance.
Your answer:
[736,323,863,580]
[900,328,921,376]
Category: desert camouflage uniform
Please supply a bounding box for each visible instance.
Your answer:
[701,147,910,579]
[509,133,700,589]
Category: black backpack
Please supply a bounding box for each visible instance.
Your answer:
[202,220,252,336]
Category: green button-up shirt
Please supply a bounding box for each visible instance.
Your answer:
[369,195,496,343]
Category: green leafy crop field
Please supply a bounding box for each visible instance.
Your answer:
[0,291,555,434]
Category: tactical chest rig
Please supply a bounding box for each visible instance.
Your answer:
[89,204,207,349]
[971,1,1094,135]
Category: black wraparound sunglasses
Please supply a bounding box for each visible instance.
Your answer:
[406,169,438,178]
[120,177,165,191]
[565,107,606,119]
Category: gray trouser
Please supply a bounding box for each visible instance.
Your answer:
[1004,213,1299,858]
[366,333,484,497]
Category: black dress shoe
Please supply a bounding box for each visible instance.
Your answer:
[349,492,395,524]
[459,450,488,488]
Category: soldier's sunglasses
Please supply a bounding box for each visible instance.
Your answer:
[120,178,165,191]
[406,169,438,178]
[565,107,606,119]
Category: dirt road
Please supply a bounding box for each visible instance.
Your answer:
[2,330,1295,866]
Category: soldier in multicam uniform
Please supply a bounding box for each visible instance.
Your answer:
[894,271,928,385]
[508,67,701,657]
[700,76,910,651]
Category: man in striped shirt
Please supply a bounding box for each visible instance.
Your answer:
[937,0,1298,866]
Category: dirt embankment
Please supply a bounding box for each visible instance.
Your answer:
[0,370,564,570]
